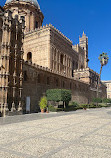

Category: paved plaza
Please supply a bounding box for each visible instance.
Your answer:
[0,108,111,158]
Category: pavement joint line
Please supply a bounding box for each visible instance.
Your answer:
[0,110,85,126]
[0,117,99,148]
[79,142,111,150]
[39,121,111,158]
[0,146,36,158]
[90,133,111,138]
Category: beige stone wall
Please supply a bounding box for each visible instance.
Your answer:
[22,61,106,112]
[74,68,107,99]
[74,68,99,88]
[24,26,50,68]
[50,26,78,77]
[24,24,79,78]
[73,44,85,69]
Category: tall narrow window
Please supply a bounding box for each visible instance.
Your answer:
[24,71,27,81]
[60,54,64,64]
[63,81,65,88]
[38,74,41,83]
[35,21,38,28]
[27,52,32,62]
[56,79,59,87]
[47,77,50,85]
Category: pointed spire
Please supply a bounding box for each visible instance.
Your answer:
[82,31,86,37]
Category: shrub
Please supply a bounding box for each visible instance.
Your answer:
[88,104,97,108]
[64,106,77,112]
[69,101,78,107]
[102,98,111,103]
[48,105,56,112]
[48,105,63,112]
[39,96,47,110]
[80,104,88,109]
[92,98,102,103]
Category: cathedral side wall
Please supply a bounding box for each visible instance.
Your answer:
[22,62,98,112]
[49,27,78,77]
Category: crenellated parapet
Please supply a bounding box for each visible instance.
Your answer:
[25,24,72,44]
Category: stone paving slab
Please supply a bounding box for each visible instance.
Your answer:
[0,108,111,158]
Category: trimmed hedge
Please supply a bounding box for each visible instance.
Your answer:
[102,98,111,103]
[46,89,71,106]
[48,105,63,112]
[92,98,102,103]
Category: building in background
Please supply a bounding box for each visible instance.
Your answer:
[0,0,106,116]
[102,81,111,99]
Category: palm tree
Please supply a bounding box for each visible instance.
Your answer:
[97,52,109,98]
[98,52,109,79]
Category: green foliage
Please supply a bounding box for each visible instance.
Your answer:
[46,89,71,103]
[80,104,88,109]
[102,98,111,103]
[64,106,76,112]
[98,52,109,66]
[92,98,102,103]
[48,105,63,112]
[48,105,57,112]
[69,101,78,107]
[39,96,47,110]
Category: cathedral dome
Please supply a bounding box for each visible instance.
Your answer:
[5,0,40,9]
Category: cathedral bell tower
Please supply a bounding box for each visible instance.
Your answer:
[79,31,89,68]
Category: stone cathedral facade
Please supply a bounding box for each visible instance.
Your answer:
[0,0,106,116]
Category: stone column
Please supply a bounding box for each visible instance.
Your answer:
[11,22,18,111]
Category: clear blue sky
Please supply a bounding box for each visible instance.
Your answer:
[1,0,111,80]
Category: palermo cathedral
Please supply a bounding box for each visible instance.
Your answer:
[0,0,106,116]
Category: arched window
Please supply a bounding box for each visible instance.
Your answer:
[27,52,32,62]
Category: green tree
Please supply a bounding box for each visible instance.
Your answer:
[46,89,71,108]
